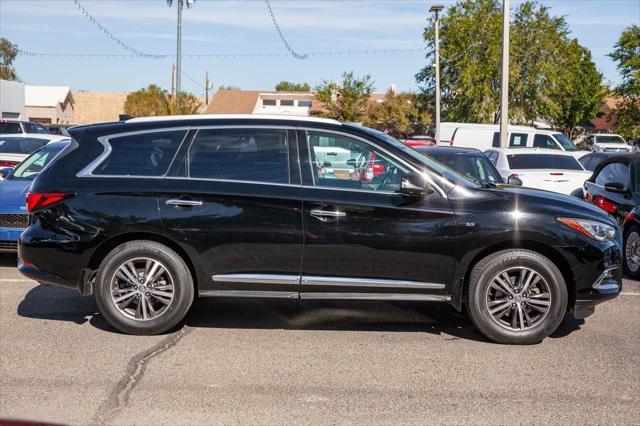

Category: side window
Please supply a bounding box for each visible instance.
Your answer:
[0,122,22,134]
[23,138,48,153]
[492,132,500,148]
[595,163,629,188]
[306,131,409,192]
[93,130,186,176]
[510,133,528,147]
[533,134,559,149]
[187,128,290,184]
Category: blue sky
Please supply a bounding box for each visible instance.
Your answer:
[1,0,638,96]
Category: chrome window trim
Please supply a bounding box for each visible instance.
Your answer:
[212,273,301,285]
[301,276,445,290]
[76,127,191,178]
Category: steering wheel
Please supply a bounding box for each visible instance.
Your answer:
[376,164,398,192]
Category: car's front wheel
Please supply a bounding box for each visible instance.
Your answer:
[466,249,567,344]
[95,241,194,335]
[624,224,640,279]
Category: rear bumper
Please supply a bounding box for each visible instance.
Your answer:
[18,258,93,295]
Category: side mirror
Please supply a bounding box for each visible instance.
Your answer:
[604,182,628,193]
[507,175,523,186]
[0,167,13,179]
[400,172,429,197]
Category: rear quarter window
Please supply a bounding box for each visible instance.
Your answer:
[595,162,629,188]
[92,130,187,176]
[507,154,583,170]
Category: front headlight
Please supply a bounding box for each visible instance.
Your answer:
[558,217,616,241]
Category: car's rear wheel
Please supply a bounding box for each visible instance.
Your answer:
[466,249,567,344]
[95,241,194,335]
[624,224,640,279]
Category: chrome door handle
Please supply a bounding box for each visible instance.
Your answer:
[166,199,203,207]
[310,209,346,219]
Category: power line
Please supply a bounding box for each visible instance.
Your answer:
[180,69,205,91]
[71,0,163,59]
[264,0,308,60]
[17,47,424,60]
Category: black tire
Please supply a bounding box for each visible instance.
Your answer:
[465,249,567,345]
[623,224,640,279]
[94,241,194,335]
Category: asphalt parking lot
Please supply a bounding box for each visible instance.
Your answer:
[0,253,639,425]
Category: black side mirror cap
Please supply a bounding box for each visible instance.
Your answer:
[507,176,523,186]
[400,172,431,198]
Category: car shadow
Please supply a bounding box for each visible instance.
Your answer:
[0,253,17,267]
[15,283,586,343]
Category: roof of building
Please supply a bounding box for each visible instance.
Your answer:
[25,86,73,107]
[206,90,261,114]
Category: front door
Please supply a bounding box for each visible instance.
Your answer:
[158,126,303,297]
[298,129,458,300]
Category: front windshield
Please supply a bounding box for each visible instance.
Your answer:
[11,142,68,181]
[597,135,626,144]
[553,133,577,151]
[422,151,503,184]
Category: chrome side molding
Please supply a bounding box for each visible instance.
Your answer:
[301,276,445,290]
[212,274,301,285]
[299,292,451,302]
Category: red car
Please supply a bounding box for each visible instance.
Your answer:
[403,135,436,147]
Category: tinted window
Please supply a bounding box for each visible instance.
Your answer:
[298,100,312,107]
[507,154,583,170]
[187,128,290,183]
[492,132,500,148]
[307,131,409,192]
[0,137,48,154]
[553,133,577,151]
[262,99,276,106]
[510,133,528,147]
[11,142,68,181]
[533,134,559,149]
[595,163,629,188]
[596,135,625,144]
[426,152,502,184]
[24,122,50,134]
[280,100,294,106]
[94,130,186,176]
[0,122,22,134]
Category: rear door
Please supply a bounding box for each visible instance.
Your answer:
[158,126,304,297]
[297,129,457,300]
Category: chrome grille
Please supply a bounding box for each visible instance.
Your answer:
[0,213,28,228]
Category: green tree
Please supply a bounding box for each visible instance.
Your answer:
[275,81,311,92]
[315,71,374,122]
[364,91,431,138]
[416,0,603,130]
[124,84,201,117]
[544,41,606,138]
[610,25,640,139]
[0,38,19,81]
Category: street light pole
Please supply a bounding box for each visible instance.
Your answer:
[430,5,444,145]
[499,0,510,148]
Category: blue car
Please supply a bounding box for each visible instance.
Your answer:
[0,139,70,253]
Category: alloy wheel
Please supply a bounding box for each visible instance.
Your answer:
[485,267,551,331]
[626,231,640,272]
[110,257,175,321]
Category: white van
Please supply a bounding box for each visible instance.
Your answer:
[438,122,582,153]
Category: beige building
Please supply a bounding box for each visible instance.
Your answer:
[25,85,75,124]
[73,91,128,125]
[206,89,318,116]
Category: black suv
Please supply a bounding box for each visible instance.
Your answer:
[19,116,622,344]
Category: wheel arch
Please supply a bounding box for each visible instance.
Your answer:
[87,232,199,294]
[450,239,575,312]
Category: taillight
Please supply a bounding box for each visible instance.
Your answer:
[593,196,617,214]
[625,212,634,224]
[0,161,18,168]
[26,192,74,212]
[450,130,456,146]
[509,173,519,179]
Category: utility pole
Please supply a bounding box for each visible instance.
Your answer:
[170,64,175,100]
[205,71,210,106]
[167,0,195,111]
[499,0,510,148]
[430,5,444,145]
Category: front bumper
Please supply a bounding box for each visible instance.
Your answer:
[572,265,622,319]
[0,227,23,252]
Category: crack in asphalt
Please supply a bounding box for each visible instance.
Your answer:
[91,326,193,425]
